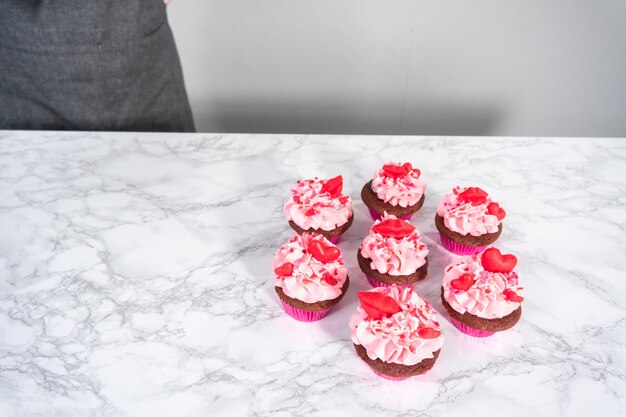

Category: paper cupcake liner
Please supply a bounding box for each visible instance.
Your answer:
[368,208,412,222]
[449,316,494,338]
[439,233,486,256]
[366,276,411,289]
[371,368,410,381]
[328,235,341,244]
[279,299,331,322]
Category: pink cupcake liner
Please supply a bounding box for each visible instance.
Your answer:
[366,276,411,289]
[328,235,341,244]
[439,233,486,256]
[367,208,413,222]
[279,299,331,322]
[449,316,494,338]
[371,368,410,381]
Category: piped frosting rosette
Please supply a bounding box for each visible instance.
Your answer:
[442,247,523,319]
[273,233,347,304]
[360,213,428,276]
[436,186,505,237]
[350,286,443,366]
[371,162,426,208]
[284,175,353,232]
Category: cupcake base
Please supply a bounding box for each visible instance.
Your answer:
[371,368,410,381]
[449,316,494,337]
[354,343,440,380]
[434,214,502,255]
[279,299,331,322]
[367,209,412,222]
[288,215,353,244]
[361,180,425,220]
[275,277,349,322]
[357,252,428,288]
[439,233,486,255]
[366,276,411,289]
[441,287,522,336]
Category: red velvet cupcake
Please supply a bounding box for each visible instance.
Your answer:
[357,213,429,288]
[361,162,426,221]
[284,175,353,244]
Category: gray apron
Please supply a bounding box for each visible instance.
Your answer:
[0,0,195,132]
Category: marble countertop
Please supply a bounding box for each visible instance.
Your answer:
[0,131,624,417]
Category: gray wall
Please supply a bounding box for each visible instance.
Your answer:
[168,1,626,137]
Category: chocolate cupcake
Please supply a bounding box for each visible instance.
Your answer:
[284,175,353,244]
[350,287,443,380]
[357,214,429,288]
[273,233,349,321]
[361,162,426,221]
[441,247,524,337]
[435,186,505,255]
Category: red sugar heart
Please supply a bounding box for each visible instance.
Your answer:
[450,273,476,291]
[487,202,506,220]
[274,262,294,277]
[358,291,402,320]
[418,326,441,339]
[481,248,517,273]
[371,218,416,239]
[412,168,421,178]
[458,187,489,206]
[382,163,410,179]
[321,175,343,198]
[304,207,316,216]
[503,288,524,303]
[308,240,341,263]
[322,272,338,286]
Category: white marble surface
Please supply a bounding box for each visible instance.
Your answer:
[0,131,625,417]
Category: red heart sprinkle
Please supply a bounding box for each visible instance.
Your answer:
[418,327,441,339]
[412,168,421,178]
[487,202,506,220]
[402,162,413,171]
[308,240,341,263]
[382,163,410,179]
[450,273,476,291]
[503,288,524,302]
[274,262,294,277]
[481,248,517,273]
[321,175,343,198]
[371,218,416,239]
[358,291,402,320]
[293,195,301,204]
[338,195,349,205]
[458,187,489,206]
[322,272,338,285]
[304,207,316,216]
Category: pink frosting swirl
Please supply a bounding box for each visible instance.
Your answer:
[284,177,353,231]
[359,213,428,276]
[273,233,347,303]
[436,186,502,236]
[442,250,524,319]
[350,287,444,366]
[371,162,426,208]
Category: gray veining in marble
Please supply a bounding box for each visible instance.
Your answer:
[0,131,625,416]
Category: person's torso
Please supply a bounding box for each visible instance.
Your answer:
[0,0,166,48]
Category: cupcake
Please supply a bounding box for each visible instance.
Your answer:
[273,233,349,321]
[435,186,506,255]
[357,214,429,288]
[350,286,443,380]
[441,247,524,337]
[284,175,353,244]
[361,162,426,221]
